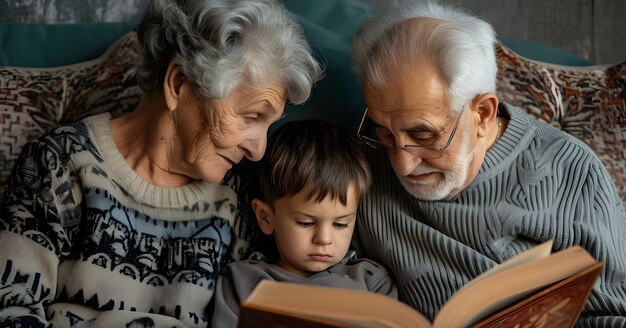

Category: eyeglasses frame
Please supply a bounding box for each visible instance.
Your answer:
[356,105,466,159]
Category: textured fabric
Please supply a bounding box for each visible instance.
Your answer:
[0,113,257,327]
[211,252,398,328]
[354,103,626,327]
[496,42,626,203]
[0,31,142,188]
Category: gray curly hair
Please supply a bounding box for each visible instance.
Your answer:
[136,0,323,104]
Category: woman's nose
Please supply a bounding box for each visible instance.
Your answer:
[241,134,267,162]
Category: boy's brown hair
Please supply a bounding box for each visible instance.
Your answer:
[258,119,371,207]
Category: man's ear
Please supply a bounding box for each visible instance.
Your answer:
[471,93,499,138]
[252,199,275,236]
[163,60,187,112]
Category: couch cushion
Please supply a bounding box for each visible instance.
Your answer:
[496,42,626,201]
[0,31,142,188]
[0,22,138,68]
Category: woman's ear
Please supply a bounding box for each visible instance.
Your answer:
[252,199,275,236]
[471,93,499,138]
[163,60,187,112]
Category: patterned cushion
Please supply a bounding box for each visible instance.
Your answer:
[0,31,142,191]
[496,42,626,202]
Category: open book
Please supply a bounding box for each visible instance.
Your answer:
[237,241,602,328]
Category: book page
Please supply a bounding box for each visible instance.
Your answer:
[241,280,432,328]
[432,245,597,328]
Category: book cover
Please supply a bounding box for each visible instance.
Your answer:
[472,262,602,328]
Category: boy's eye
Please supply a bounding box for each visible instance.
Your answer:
[296,221,314,227]
[333,222,349,229]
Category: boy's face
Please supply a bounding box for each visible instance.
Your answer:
[252,185,359,277]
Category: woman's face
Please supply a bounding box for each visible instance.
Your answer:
[171,83,287,183]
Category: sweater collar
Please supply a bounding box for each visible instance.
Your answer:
[475,103,536,181]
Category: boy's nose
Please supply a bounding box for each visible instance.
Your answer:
[313,229,333,245]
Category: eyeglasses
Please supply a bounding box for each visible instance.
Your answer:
[356,106,465,159]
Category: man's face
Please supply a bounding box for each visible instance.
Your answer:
[362,62,484,200]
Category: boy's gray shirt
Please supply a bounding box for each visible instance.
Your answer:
[210,252,397,327]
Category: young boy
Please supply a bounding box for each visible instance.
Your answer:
[210,119,397,327]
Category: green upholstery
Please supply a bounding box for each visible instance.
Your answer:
[0,22,138,67]
[279,0,378,131]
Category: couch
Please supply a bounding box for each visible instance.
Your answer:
[1,0,625,204]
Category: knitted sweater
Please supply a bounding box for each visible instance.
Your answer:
[211,251,398,328]
[0,113,256,327]
[354,104,626,327]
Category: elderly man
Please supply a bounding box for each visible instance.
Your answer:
[350,1,626,326]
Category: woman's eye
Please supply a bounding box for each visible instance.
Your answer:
[243,114,260,123]
[296,221,314,227]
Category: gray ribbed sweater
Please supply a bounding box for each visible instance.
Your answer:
[354,103,626,327]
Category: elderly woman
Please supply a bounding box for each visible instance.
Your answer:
[0,0,322,327]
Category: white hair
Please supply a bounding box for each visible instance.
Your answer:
[351,1,497,114]
[137,0,323,104]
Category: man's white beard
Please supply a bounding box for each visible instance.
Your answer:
[395,129,475,201]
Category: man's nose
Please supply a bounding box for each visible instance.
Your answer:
[390,148,423,176]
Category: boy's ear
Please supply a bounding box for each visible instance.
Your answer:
[252,199,274,236]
